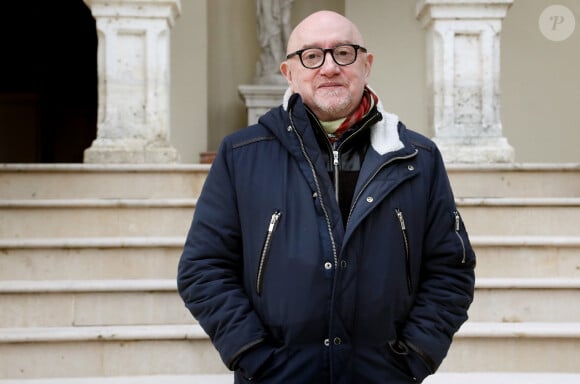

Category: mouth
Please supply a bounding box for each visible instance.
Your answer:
[318,83,343,89]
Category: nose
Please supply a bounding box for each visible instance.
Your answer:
[319,51,340,74]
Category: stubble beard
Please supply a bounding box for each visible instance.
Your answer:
[313,88,353,120]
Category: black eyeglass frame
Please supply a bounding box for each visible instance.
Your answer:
[285,44,368,69]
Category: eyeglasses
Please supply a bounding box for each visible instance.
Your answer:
[286,44,367,69]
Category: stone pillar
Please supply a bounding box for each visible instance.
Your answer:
[83,0,181,163]
[416,0,515,163]
[238,85,286,126]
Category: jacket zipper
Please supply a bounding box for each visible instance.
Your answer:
[256,210,281,296]
[453,211,467,264]
[328,112,381,204]
[289,112,338,268]
[395,209,413,294]
[333,150,339,202]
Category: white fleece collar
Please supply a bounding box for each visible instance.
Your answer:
[370,98,405,155]
[282,87,404,156]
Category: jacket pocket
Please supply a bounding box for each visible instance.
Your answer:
[385,340,415,381]
[256,210,282,296]
[395,209,413,295]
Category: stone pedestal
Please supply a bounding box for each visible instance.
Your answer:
[238,84,287,126]
[83,0,181,163]
[416,0,515,163]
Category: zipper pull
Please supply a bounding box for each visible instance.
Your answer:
[396,209,406,230]
[333,150,339,166]
[454,211,461,231]
[268,210,281,233]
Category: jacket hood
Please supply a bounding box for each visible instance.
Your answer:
[281,87,404,156]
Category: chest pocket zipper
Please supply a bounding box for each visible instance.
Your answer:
[395,209,413,295]
[256,210,282,296]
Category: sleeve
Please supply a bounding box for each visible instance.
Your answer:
[176,139,277,378]
[400,147,476,382]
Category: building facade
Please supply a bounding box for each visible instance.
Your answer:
[0,0,578,164]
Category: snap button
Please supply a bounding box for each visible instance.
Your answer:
[324,262,333,270]
[312,192,318,199]
[408,164,415,171]
[324,338,330,346]
[287,125,292,132]
[366,196,374,203]
[340,260,347,269]
[334,337,342,345]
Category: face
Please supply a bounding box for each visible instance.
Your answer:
[280,11,373,121]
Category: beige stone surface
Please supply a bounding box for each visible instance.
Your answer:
[1,164,579,379]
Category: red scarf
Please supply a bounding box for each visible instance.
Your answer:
[329,87,378,143]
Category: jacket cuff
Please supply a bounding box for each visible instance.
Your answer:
[235,342,276,381]
[406,347,434,383]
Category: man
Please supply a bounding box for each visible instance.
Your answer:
[178,10,475,384]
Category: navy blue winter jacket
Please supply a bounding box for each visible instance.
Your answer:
[178,93,476,383]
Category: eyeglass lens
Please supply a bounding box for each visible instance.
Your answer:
[301,45,357,68]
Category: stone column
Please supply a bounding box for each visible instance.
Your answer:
[239,84,286,126]
[83,0,181,163]
[416,0,515,163]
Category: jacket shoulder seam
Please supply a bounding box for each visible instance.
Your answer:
[232,135,276,149]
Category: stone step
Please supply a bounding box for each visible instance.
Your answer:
[441,322,580,373]
[2,164,579,200]
[0,322,578,378]
[1,278,578,328]
[2,373,580,384]
[0,237,183,280]
[0,376,234,384]
[2,197,580,239]
[472,236,580,278]
[0,199,195,238]
[0,280,191,328]
[427,373,580,384]
[468,278,580,322]
[0,164,209,200]
[459,197,580,236]
[0,325,226,379]
[446,163,580,198]
[1,236,579,280]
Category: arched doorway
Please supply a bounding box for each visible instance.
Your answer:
[0,0,97,163]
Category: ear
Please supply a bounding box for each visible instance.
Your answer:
[364,53,374,81]
[280,61,292,85]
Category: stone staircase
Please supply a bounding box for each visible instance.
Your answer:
[0,164,227,380]
[0,163,579,383]
[437,165,580,378]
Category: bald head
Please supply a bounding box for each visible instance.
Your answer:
[286,11,365,54]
